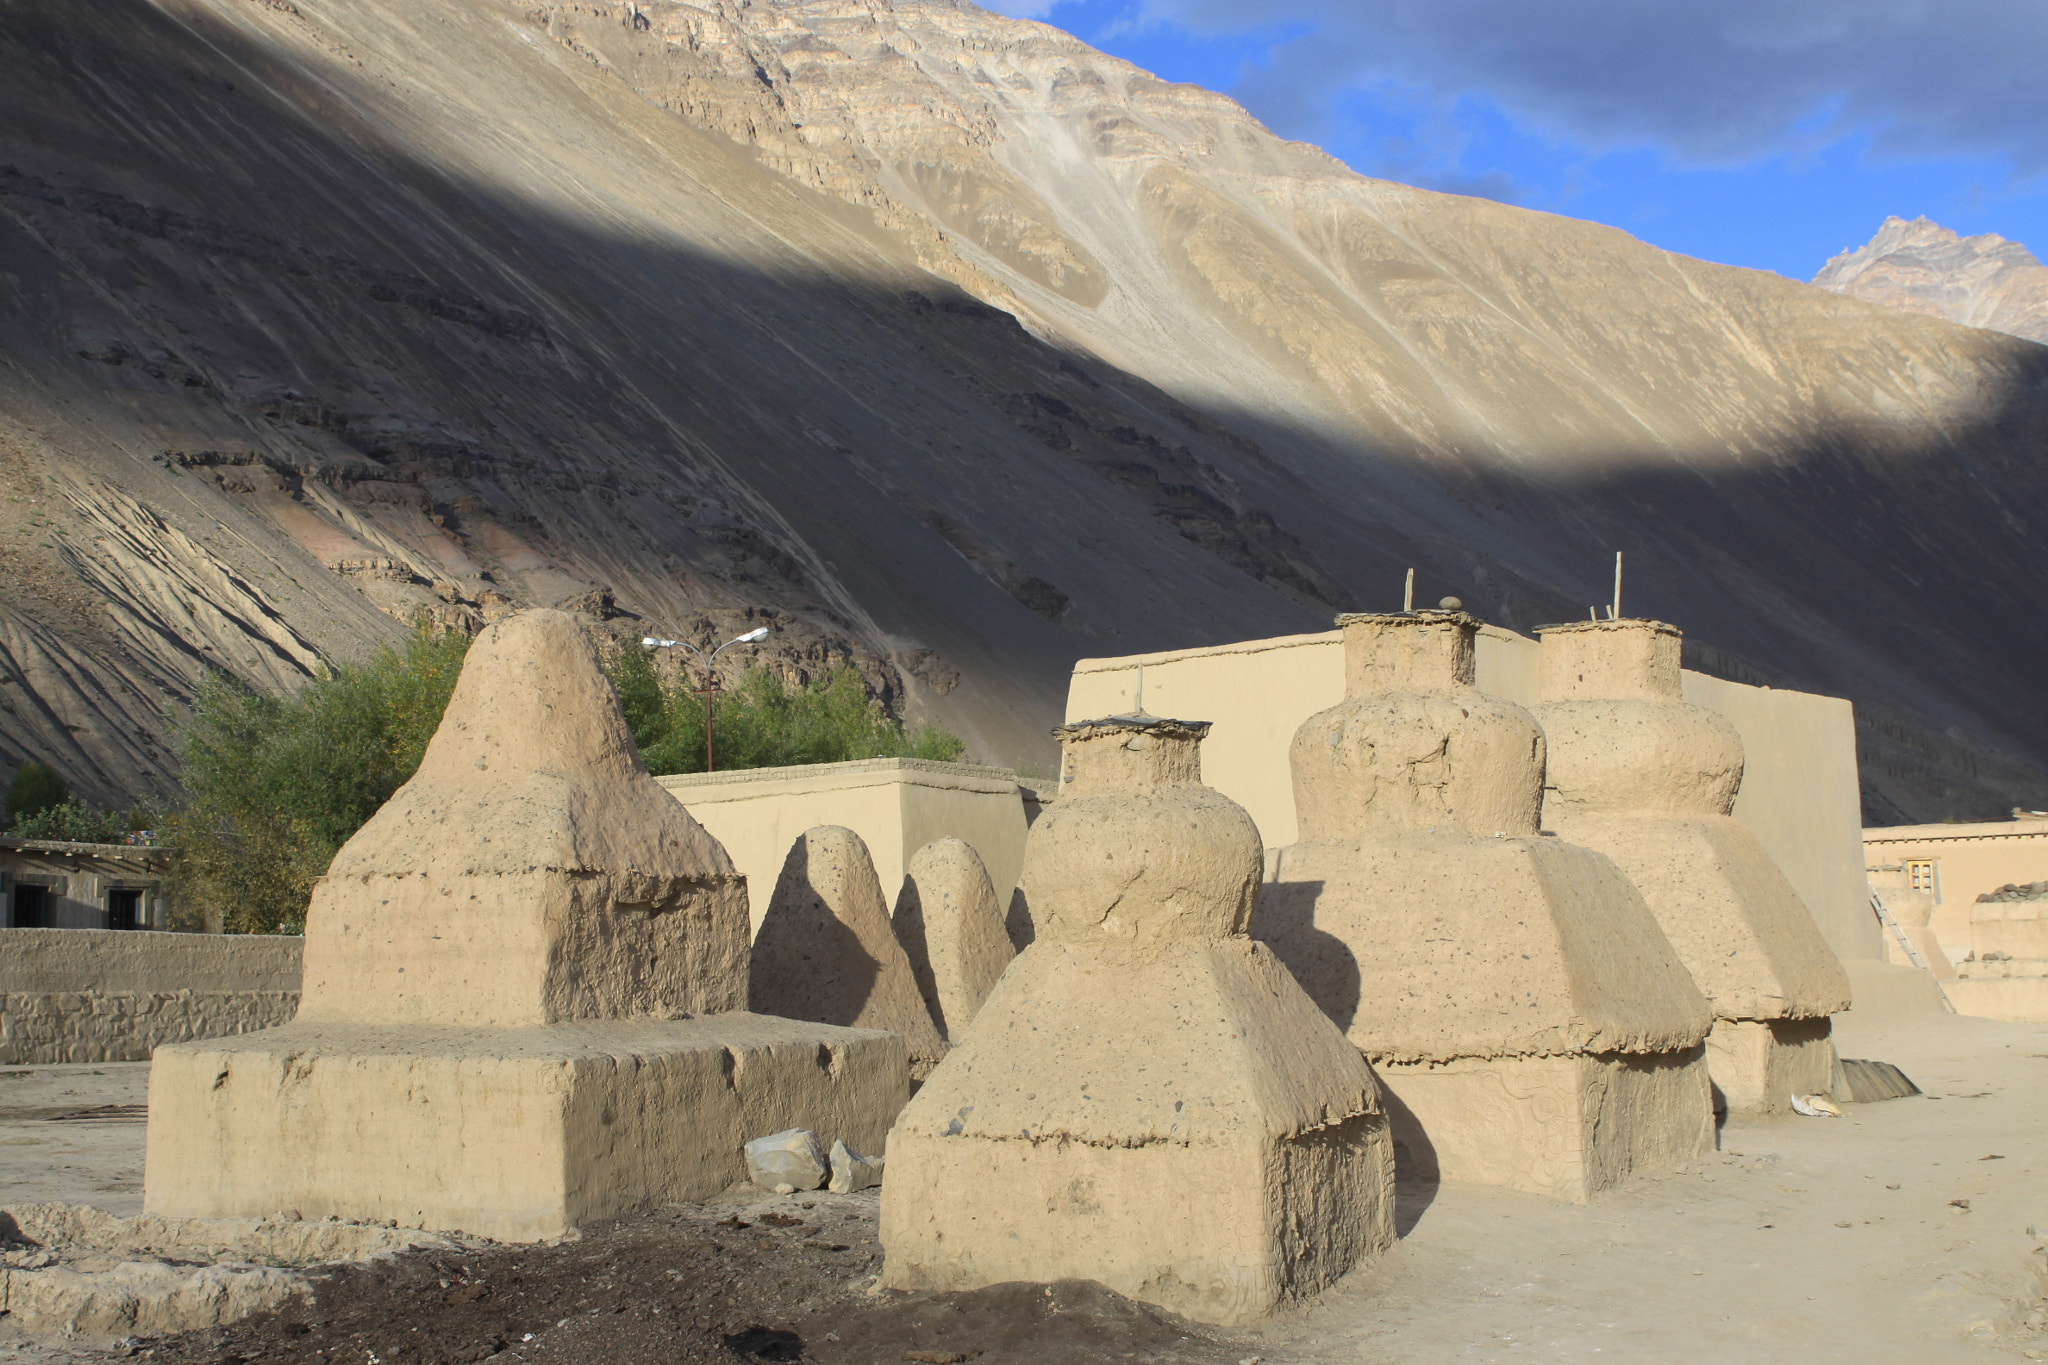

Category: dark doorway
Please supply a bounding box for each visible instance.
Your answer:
[107,887,144,931]
[8,883,50,928]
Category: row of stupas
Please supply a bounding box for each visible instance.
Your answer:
[1260,608,1847,1197]
[143,603,1850,1328]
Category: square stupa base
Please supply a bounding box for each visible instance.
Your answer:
[881,1111,1394,1326]
[1378,1047,1712,1202]
[1705,1017,1833,1115]
[144,1014,906,1242]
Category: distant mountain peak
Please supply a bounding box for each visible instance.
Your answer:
[1812,216,2048,345]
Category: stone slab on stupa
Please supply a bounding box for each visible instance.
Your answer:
[145,611,906,1240]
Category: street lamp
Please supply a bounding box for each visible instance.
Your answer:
[641,626,771,773]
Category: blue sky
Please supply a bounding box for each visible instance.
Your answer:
[987,0,2048,280]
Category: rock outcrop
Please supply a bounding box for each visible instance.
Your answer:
[2,1,2046,819]
[1813,216,2048,345]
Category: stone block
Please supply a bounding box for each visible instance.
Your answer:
[1704,1017,1834,1114]
[1379,1048,1712,1200]
[145,1016,904,1242]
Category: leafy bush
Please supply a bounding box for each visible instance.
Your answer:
[4,760,68,827]
[7,797,135,844]
[163,626,471,935]
[608,648,964,775]
[164,627,961,933]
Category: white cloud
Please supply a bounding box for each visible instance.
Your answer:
[1136,0,2048,173]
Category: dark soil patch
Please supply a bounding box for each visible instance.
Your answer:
[131,1193,1240,1365]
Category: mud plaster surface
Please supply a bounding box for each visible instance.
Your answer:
[6,1015,2048,1364]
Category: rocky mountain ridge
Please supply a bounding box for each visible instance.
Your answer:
[1813,216,2048,346]
[2,0,2046,822]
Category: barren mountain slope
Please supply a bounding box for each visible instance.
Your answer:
[1815,216,2048,346]
[2,0,2045,822]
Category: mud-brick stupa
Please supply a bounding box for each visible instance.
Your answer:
[882,714,1395,1325]
[1259,609,1716,1201]
[1531,619,1851,1115]
[144,610,905,1241]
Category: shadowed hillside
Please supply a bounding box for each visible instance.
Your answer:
[2,0,2045,822]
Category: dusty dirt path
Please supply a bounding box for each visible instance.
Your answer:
[4,1016,2044,1364]
[0,1063,148,1214]
[1236,1013,2048,1365]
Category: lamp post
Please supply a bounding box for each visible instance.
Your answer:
[641,626,771,772]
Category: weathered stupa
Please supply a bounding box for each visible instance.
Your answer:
[1259,610,1715,1201]
[1531,619,1851,1114]
[751,824,948,1077]
[882,715,1395,1325]
[145,610,906,1240]
[892,837,1016,1041]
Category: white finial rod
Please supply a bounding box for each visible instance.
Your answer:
[1403,567,1415,613]
[1134,661,1145,714]
[1611,551,1623,621]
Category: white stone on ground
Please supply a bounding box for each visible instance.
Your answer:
[828,1139,883,1193]
[744,1129,827,1192]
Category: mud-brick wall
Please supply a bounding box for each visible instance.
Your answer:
[0,929,301,1063]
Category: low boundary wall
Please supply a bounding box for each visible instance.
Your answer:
[658,758,1028,933]
[0,929,301,1064]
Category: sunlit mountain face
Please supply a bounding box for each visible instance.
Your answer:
[2,0,2045,822]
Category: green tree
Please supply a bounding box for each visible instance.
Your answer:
[607,648,964,775]
[4,760,68,827]
[164,627,962,933]
[8,798,133,844]
[164,625,471,934]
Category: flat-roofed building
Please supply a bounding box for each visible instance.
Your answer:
[1861,817,2048,963]
[0,837,170,931]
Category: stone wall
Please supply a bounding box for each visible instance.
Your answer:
[0,929,301,1064]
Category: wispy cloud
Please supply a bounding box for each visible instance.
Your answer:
[1132,0,2048,175]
